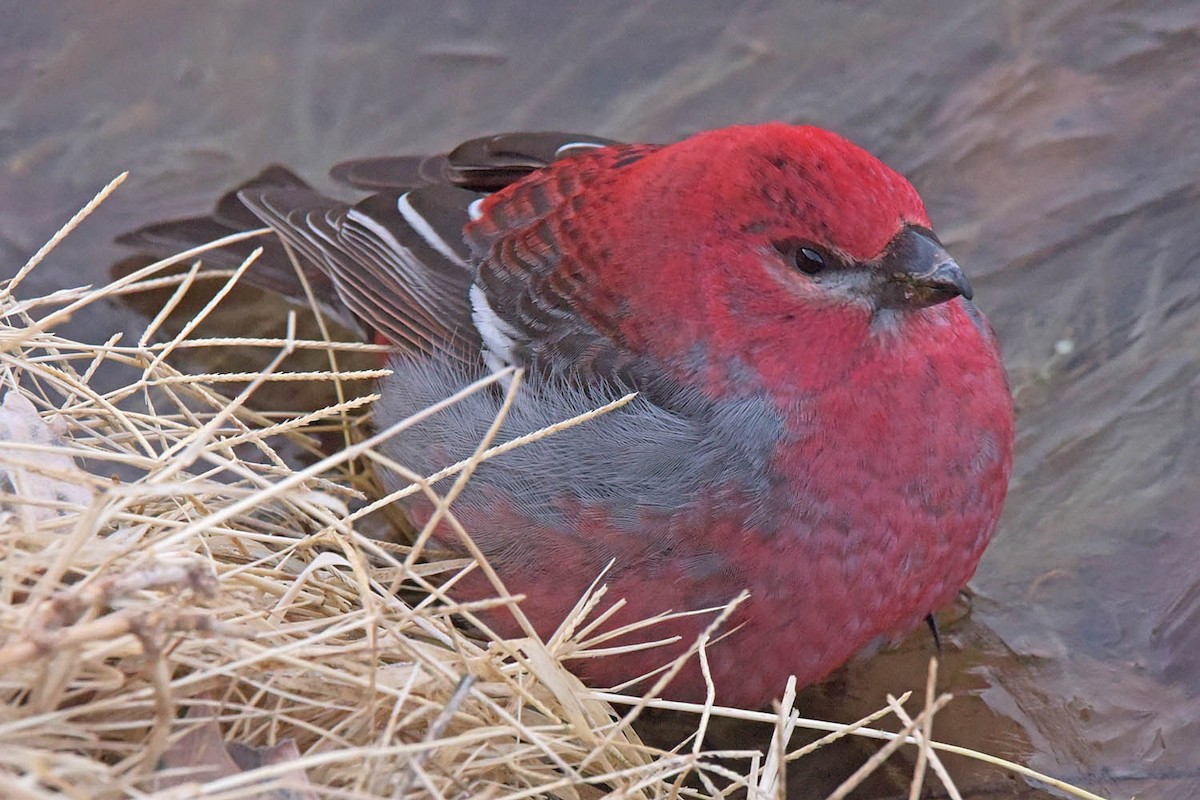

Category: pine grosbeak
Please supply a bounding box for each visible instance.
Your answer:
[123,123,1014,707]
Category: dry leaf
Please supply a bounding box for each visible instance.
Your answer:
[0,388,95,530]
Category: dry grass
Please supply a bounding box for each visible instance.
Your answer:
[0,175,1107,799]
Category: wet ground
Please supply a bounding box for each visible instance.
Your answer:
[3,1,1199,797]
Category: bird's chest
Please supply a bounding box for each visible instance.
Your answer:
[770,333,1011,550]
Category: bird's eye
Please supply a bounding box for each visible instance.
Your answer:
[774,239,828,276]
[796,247,825,275]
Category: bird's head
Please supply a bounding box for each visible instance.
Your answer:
[646,123,971,312]
[592,122,985,388]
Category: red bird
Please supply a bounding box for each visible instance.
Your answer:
[122,123,1014,707]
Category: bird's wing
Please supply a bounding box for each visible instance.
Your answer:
[119,132,674,388]
[237,183,482,360]
[462,142,666,387]
[329,131,622,192]
[325,135,669,386]
[116,166,364,336]
[233,132,633,365]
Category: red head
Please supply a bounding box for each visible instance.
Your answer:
[482,123,979,392]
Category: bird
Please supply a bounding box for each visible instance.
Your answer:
[120,123,1014,708]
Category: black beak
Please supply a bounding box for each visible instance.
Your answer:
[878,227,973,309]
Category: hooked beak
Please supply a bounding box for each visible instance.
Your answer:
[878,227,973,309]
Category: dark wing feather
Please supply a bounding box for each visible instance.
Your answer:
[238,186,481,360]
[117,132,673,388]
[116,166,357,332]
[330,132,620,192]
[464,143,665,388]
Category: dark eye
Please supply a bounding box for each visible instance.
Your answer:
[796,247,825,275]
[774,239,828,276]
